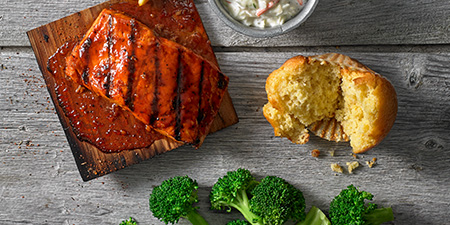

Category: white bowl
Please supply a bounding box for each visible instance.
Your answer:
[209,0,319,38]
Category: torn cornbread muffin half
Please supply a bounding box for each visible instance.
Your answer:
[263,53,398,153]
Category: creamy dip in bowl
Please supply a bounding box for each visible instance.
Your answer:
[209,0,318,37]
[222,0,304,28]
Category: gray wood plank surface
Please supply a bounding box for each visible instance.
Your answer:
[1,46,449,224]
[0,0,449,47]
[1,0,450,224]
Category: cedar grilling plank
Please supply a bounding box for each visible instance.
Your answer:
[65,9,228,146]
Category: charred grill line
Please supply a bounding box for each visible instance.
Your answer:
[82,68,90,85]
[194,61,205,144]
[174,48,183,141]
[81,37,92,85]
[104,14,113,98]
[218,72,226,89]
[149,41,160,124]
[125,19,137,110]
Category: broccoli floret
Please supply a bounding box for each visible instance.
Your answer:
[250,176,306,225]
[210,169,306,225]
[296,206,331,225]
[227,219,252,225]
[209,168,261,224]
[149,176,209,225]
[119,217,138,225]
[329,185,394,225]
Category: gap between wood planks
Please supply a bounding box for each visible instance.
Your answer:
[2,44,450,53]
[212,44,450,53]
[2,43,450,55]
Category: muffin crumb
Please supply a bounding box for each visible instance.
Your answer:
[311,149,320,157]
[329,150,335,157]
[331,163,344,173]
[366,158,377,168]
[346,161,360,173]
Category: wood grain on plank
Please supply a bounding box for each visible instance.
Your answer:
[1,47,449,224]
[2,0,450,223]
[26,0,238,181]
[1,0,449,47]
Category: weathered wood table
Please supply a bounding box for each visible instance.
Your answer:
[1,0,449,224]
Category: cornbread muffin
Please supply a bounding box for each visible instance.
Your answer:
[263,53,397,153]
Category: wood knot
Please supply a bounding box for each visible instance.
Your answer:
[409,164,423,172]
[408,70,422,89]
[425,139,443,149]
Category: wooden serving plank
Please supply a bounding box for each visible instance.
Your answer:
[26,0,238,181]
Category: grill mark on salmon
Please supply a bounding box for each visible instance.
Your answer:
[65,9,229,146]
[81,38,92,85]
[104,14,113,98]
[218,72,227,90]
[82,68,90,85]
[150,41,160,125]
[174,48,183,141]
[108,15,133,106]
[195,61,205,145]
[125,19,137,110]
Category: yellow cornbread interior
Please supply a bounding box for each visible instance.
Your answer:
[267,60,381,152]
[263,102,309,144]
[274,61,342,126]
[336,71,379,152]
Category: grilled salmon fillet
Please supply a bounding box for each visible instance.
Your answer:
[65,9,229,146]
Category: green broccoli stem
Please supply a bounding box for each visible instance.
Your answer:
[296,206,331,225]
[228,190,262,225]
[363,207,394,225]
[185,210,209,225]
